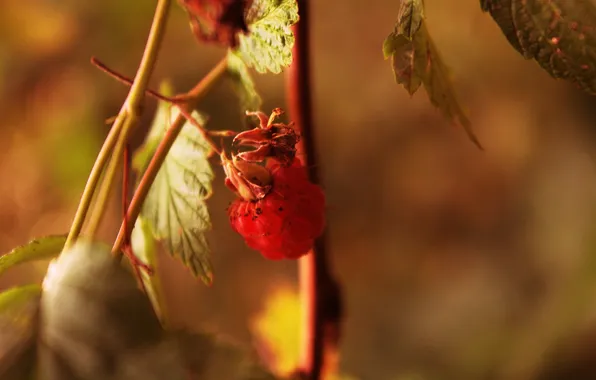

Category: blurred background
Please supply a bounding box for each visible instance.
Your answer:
[2,1,596,379]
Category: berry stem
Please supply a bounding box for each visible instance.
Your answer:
[286,1,343,379]
[64,0,171,250]
[112,57,228,258]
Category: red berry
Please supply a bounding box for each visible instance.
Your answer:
[228,158,325,260]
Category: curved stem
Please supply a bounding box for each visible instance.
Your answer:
[64,0,171,250]
[112,57,228,257]
[286,2,343,379]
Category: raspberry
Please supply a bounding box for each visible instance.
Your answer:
[228,158,325,260]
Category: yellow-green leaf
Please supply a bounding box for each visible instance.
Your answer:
[139,99,215,284]
[226,51,262,125]
[131,216,167,323]
[232,0,299,74]
[0,235,67,277]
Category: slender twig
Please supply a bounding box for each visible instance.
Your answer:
[91,57,184,104]
[91,57,224,155]
[112,57,228,258]
[286,1,343,379]
[64,0,172,250]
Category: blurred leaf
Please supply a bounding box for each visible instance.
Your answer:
[232,0,299,74]
[479,0,525,56]
[38,240,187,380]
[481,0,596,94]
[384,0,483,149]
[0,235,66,277]
[138,98,215,284]
[178,0,249,48]
[0,285,40,380]
[130,216,166,323]
[227,51,263,115]
[176,330,278,380]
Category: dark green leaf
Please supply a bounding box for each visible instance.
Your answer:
[481,0,596,94]
[384,0,483,149]
[139,99,215,284]
[227,51,263,116]
[0,285,41,380]
[38,240,187,380]
[232,0,299,74]
[0,235,67,277]
[130,216,166,323]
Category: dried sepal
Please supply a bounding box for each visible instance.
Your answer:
[233,108,300,166]
[222,153,272,201]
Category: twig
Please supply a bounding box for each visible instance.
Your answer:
[286,1,343,379]
[64,0,172,249]
[112,57,229,258]
[91,57,224,155]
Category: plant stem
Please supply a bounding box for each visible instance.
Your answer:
[86,130,127,236]
[91,57,224,155]
[286,2,343,379]
[64,0,171,250]
[112,57,228,257]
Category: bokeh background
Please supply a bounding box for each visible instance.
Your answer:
[2,1,596,379]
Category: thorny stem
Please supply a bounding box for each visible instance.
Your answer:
[64,0,171,250]
[287,1,343,379]
[112,57,228,258]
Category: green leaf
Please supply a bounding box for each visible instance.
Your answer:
[227,51,263,116]
[0,235,67,277]
[481,0,596,94]
[139,100,215,284]
[39,240,187,380]
[384,0,483,150]
[232,0,299,74]
[0,284,41,380]
[131,216,167,323]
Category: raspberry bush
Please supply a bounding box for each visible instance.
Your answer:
[1,0,596,379]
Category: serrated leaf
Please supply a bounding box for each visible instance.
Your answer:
[139,100,215,284]
[0,235,67,277]
[384,0,483,149]
[0,285,40,380]
[130,217,167,323]
[39,240,187,380]
[232,0,299,74]
[227,51,263,116]
[481,0,596,94]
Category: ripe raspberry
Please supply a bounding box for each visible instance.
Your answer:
[228,158,325,260]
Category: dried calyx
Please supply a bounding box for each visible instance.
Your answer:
[233,108,300,166]
[222,153,272,201]
[223,108,301,201]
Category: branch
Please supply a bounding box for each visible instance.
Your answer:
[286,1,343,379]
[111,57,229,257]
[64,0,172,249]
